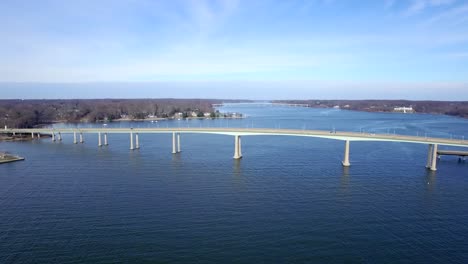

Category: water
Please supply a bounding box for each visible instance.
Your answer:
[1,105,468,263]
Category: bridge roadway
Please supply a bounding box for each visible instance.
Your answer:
[3,127,468,171]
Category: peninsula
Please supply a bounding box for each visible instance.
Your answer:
[0,99,247,129]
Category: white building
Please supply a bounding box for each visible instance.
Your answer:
[393,106,414,113]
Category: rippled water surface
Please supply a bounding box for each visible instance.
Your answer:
[1,105,468,263]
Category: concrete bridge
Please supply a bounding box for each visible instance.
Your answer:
[213,102,310,107]
[3,127,468,171]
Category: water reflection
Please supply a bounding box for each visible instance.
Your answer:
[425,170,437,192]
[233,159,242,176]
[340,166,350,194]
[231,159,247,189]
[171,153,182,169]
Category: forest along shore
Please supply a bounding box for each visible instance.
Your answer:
[0,99,248,129]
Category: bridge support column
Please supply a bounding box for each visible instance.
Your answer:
[172,132,177,154]
[342,140,351,167]
[73,132,77,144]
[98,132,102,147]
[233,135,242,159]
[79,133,84,143]
[37,133,41,139]
[104,133,108,146]
[31,132,34,139]
[177,133,181,153]
[135,133,140,149]
[58,132,62,141]
[430,144,438,171]
[425,144,434,169]
[130,132,134,150]
[52,132,55,142]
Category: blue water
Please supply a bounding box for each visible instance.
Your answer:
[1,105,468,263]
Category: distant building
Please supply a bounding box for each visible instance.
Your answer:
[393,106,414,113]
[191,111,198,117]
[174,112,183,119]
[204,112,211,117]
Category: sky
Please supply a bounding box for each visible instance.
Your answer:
[0,0,467,100]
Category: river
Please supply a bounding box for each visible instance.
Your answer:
[1,104,467,263]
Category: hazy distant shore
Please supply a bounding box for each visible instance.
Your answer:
[272,99,468,119]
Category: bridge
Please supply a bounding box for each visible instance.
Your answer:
[3,127,468,171]
[213,102,310,107]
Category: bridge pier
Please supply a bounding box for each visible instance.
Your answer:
[98,132,102,147]
[51,132,56,142]
[37,133,41,139]
[73,132,77,144]
[342,140,351,167]
[425,144,434,169]
[58,132,62,141]
[135,133,140,149]
[430,144,438,171]
[177,133,181,153]
[130,132,134,150]
[79,132,84,143]
[172,132,177,154]
[233,135,242,159]
[31,132,34,139]
[104,133,108,146]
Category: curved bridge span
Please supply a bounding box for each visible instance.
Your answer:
[3,127,468,171]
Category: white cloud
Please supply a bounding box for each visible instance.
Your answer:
[424,3,468,25]
[405,0,456,15]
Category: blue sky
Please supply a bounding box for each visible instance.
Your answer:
[0,0,467,99]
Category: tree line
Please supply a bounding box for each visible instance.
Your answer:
[0,99,228,128]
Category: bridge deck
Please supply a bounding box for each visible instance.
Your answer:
[2,127,468,148]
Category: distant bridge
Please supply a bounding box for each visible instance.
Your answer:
[3,127,468,171]
[213,102,309,107]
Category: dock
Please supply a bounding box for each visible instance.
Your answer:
[0,153,25,164]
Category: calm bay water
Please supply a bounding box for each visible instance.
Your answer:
[1,104,468,263]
